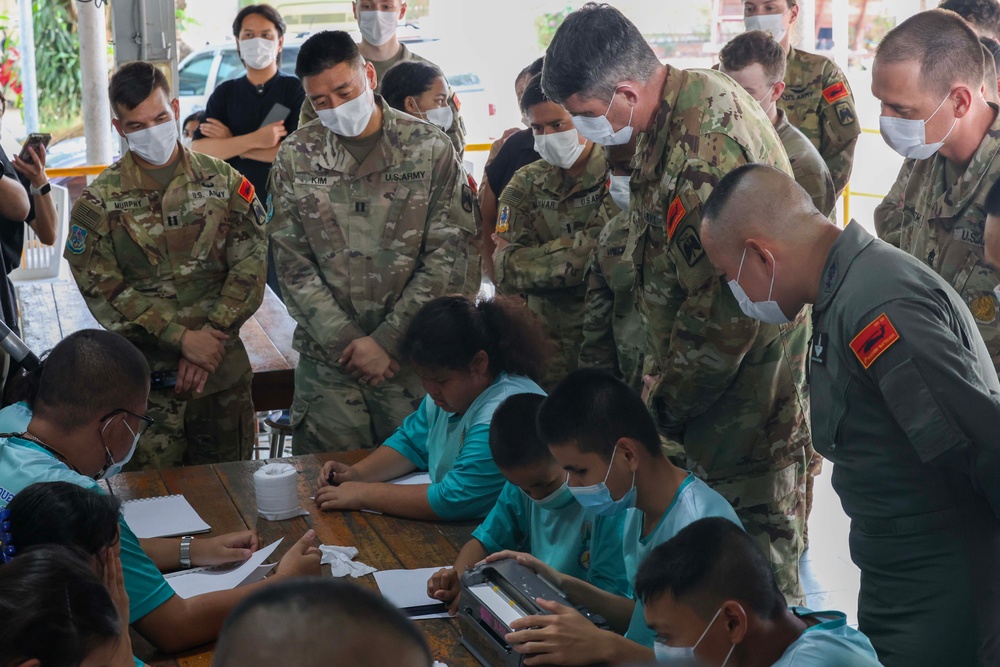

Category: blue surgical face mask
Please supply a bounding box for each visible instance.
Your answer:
[95,418,139,481]
[567,447,637,516]
[571,91,634,146]
[526,476,575,511]
[654,607,735,665]
[728,247,790,325]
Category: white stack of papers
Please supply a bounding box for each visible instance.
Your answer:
[164,539,283,599]
[373,566,451,619]
[122,495,211,539]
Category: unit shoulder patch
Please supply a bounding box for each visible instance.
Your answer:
[822,82,850,105]
[849,313,900,369]
[496,206,511,234]
[67,224,88,255]
[666,196,687,240]
[237,176,255,204]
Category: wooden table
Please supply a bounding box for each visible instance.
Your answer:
[102,451,480,667]
[15,282,298,412]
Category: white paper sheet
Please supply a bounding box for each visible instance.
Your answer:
[122,495,211,539]
[361,472,433,514]
[164,539,283,599]
[373,566,450,619]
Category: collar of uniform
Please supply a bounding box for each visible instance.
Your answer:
[633,64,684,184]
[313,96,403,176]
[119,143,191,191]
[931,104,1000,218]
[814,220,874,314]
[538,142,609,200]
[773,107,789,134]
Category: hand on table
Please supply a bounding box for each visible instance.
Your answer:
[340,336,398,386]
[317,459,361,489]
[427,567,461,615]
[507,598,609,666]
[273,529,322,578]
[197,118,234,139]
[176,357,211,394]
[181,328,229,372]
[314,481,367,511]
[189,530,260,567]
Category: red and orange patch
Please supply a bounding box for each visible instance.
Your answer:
[849,313,900,369]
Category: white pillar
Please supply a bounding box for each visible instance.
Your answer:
[78,0,112,166]
[17,0,38,132]
[798,0,817,51]
[831,0,850,68]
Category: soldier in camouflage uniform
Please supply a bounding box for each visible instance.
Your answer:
[65,62,267,470]
[298,0,466,157]
[873,10,1000,375]
[743,0,860,195]
[271,31,475,454]
[493,75,618,390]
[720,30,836,217]
[543,4,812,604]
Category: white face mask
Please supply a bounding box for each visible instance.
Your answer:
[654,607,736,666]
[534,128,587,169]
[879,93,957,160]
[744,11,789,42]
[609,175,631,211]
[95,417,140,481]
[126,119,178,166]
[240,37,278,70]
[526,476,574,511]
[317,82,376,137]
[359,10,398,47]
[756,83,776,115]
[571,92,634,146]
[419,105,454,130]
[728,247,791,325]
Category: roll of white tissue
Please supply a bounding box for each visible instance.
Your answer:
[254,463,299,517]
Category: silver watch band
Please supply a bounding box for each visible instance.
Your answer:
[179,535,194,569]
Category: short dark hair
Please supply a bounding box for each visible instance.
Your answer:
[214,578,433,667]
[519,74,552,116]
[183,111,205,127]
[400,296,548,383]
[516,57,545,89]
[296,30,363,80]
[381,60,445,113]
[233,4,286,38]
[982,35,1000,65]
[537,368,662,458]
[876,8,986,97]
[702,163,761,227]
[542,3,661,104]
[633,517,785,622]
[489,393,549,470]
[33,330,150,430]
[109,61,172,116]
[719,30,787,84]
[8,482,122,557]
[940,0,1000,36]
[0,545,121,666]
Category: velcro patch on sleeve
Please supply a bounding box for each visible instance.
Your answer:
[70,198,104,231]
[237,176,255,203]
[822,82,849,105]
[850,313,900,369]
[496,205,511,233]
[666,196,687,240]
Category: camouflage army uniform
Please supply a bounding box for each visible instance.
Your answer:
[631,66,812,604]
[775,108,836,217]
[578,209,647,393]
[494,146,618,389]
[299,43,467,158]
[779,46,860,196]
[270,97,476,454]
[64,148,267,470]
[873,112,1000,376]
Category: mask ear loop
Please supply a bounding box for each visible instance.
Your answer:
[765,249,777,300]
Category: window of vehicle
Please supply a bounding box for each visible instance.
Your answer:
[216,50,245,87]
[178,52,215,96]
[279,46,300,77]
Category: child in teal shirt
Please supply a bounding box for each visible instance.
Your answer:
[427,393,628,613]
[316,296,547,520]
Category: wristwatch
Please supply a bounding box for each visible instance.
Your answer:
[29,182,50,196]
[179,535,194,569]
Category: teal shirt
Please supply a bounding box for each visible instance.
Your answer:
[0,401,31,433]
[623,474,742,648]
[0,434,175,624]
[472,481,629,595]
[773,608,882,666]
[384,373,545,520]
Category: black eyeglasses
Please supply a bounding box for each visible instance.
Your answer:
[99,409,155,437]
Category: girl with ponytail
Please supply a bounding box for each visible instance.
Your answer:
[315,296,548,521]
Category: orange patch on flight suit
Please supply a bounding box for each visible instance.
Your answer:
[849,313,900,369]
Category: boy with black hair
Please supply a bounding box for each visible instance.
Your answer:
[634,517,881,666]
[490,368,741,666]
[426,393,627,613]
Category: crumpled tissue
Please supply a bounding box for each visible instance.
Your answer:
[320,545,377,578]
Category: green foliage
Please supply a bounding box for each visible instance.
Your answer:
[534,5,574,50]
[32,0,82,126]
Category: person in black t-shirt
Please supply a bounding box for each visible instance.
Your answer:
[192,3,304,300]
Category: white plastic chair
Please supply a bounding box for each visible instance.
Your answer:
[9,182,69,282]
